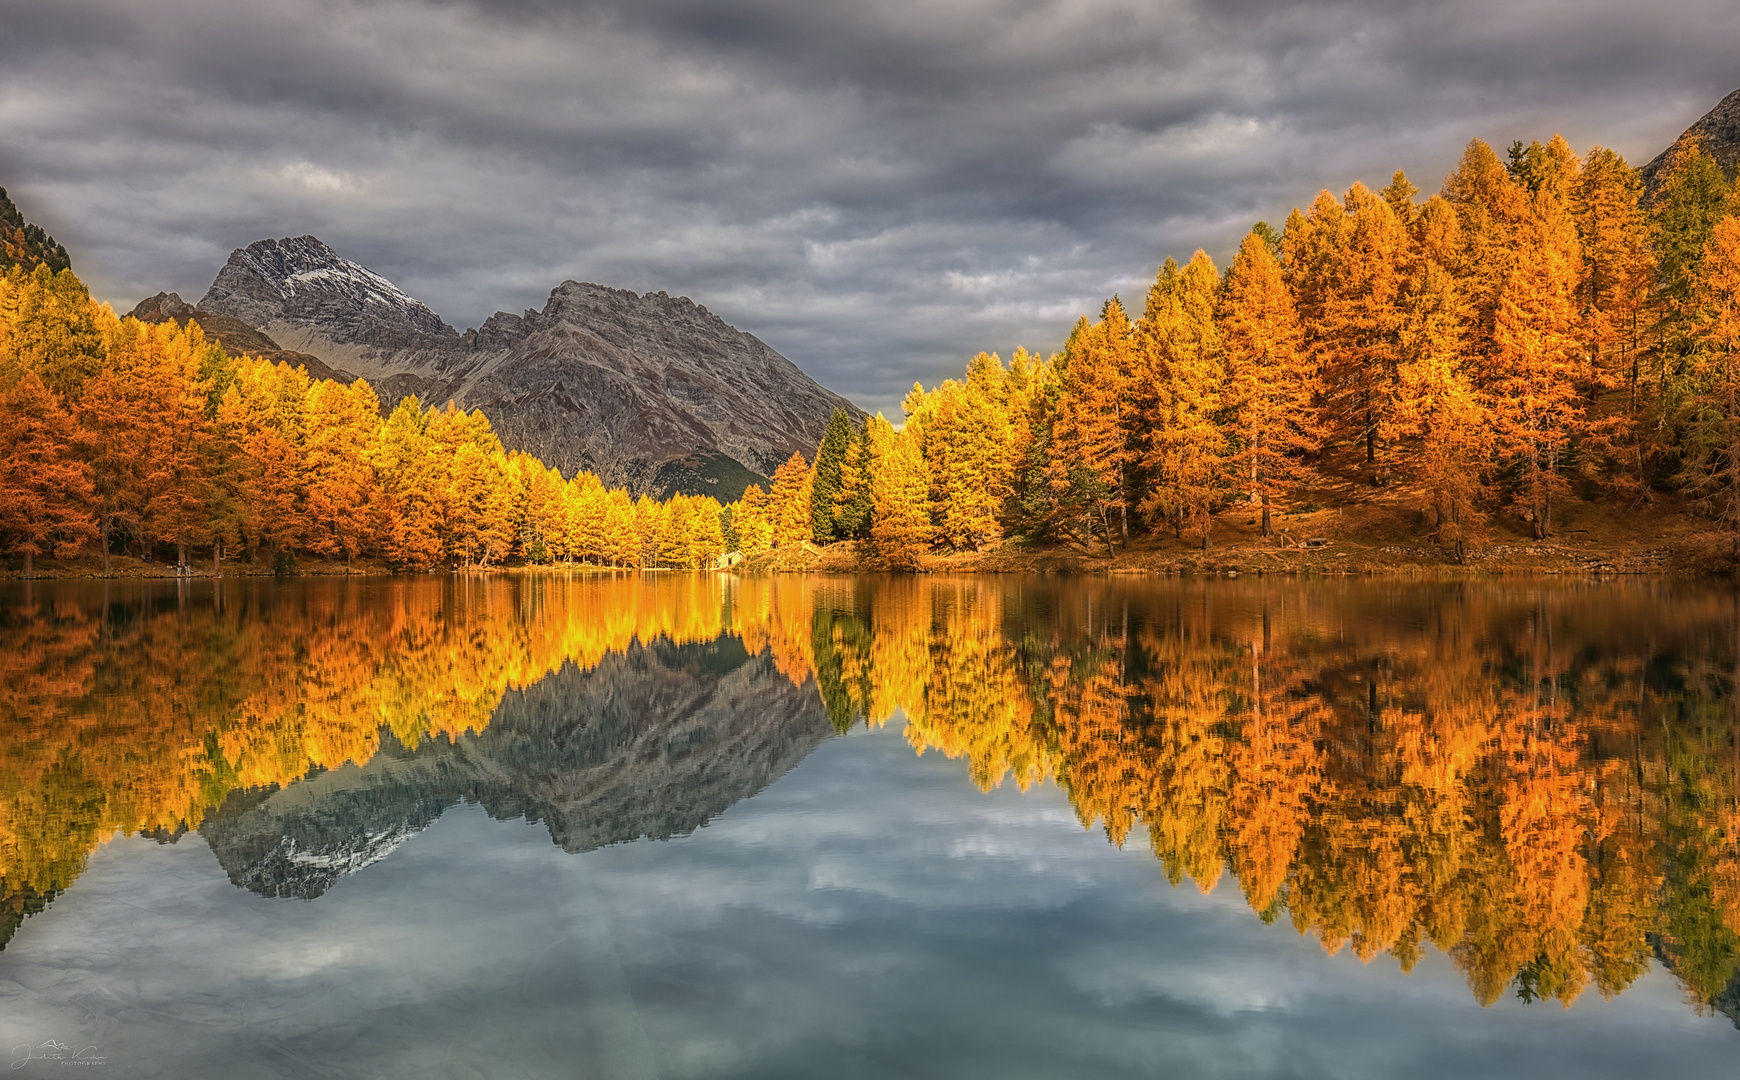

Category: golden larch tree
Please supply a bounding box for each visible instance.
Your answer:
[1219,232,1315,536]
[1047,301,1137,555]
[0,370,96,577]
[1138,252,1228,547]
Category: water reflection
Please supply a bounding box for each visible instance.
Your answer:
[3,575,1740,1021]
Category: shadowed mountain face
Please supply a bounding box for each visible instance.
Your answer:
[169,235,861,492]
[1643,85,1740,188]
[199,636,836,900]
[125,290,353,383]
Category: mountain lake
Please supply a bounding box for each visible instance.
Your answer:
[3,573,1739,1078]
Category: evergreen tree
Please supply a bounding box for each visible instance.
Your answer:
[1653,136,1737,386]
[832,418,875,541]
[809,408,854,542]
[1676,215,1740,540]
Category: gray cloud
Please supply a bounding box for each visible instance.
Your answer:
[1,0,1736,415]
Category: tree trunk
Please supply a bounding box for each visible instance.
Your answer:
[178,543,188,574]
[100,516,111,577]
[1260,492,1271,538]
[22,549,33,580]
[214,538,222,579]
[1099,506,1116,560]
[1201,522,1211,551]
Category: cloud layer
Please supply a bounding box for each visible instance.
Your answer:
[1,0,1736,414]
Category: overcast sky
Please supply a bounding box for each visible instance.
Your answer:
[2,0,1737,416]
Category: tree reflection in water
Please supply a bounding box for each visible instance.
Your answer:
[3,575,1739,1017]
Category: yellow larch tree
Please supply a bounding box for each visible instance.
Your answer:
[1579,143,1656,486]
[139,321,224,569]
[302,377,381,565]
[1218,232,1315,536]
[1047,300,1137,555]
[1138,252,1228,547]
[219,359,311,566]
[734,482,775,558]
[1486,138,1586,538]
[1319,183,1410,466]
[867,414,930,569]
[369,397,444,570]
[1387,262,1489,561]
[0,370,96,577]
[769,451,814,555]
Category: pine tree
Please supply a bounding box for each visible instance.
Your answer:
[1676,215,1740,540]
[832,418,875,541]
[810,408,854,542]
[1652,136,1737,389]
[0,371,96,577]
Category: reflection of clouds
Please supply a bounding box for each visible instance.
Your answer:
[2,722,1736,1078]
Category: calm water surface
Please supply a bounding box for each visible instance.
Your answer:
[3,574,1740,1078]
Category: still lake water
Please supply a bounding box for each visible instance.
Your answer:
[4,573,1740,1078]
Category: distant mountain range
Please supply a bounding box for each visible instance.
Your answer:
[129,236,863,498]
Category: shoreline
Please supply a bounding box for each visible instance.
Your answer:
[7,526,1737,583]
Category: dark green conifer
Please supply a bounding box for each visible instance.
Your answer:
[809,407,853,542]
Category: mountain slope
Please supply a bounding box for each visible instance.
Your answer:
[126,291,354,383]
[1642,86,1740,189]
[188,236,861,491]
[0,187,71,274]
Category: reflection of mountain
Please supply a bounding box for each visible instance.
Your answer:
[199,636,834,899]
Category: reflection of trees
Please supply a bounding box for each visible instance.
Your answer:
[9,575,1740,1016]
[0,574,787,936]
[802,578,1740,1013]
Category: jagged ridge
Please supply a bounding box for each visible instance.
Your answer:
[187,236,862,492]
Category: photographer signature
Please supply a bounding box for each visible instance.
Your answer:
[10,1040,108,1068]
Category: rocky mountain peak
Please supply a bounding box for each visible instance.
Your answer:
[1642,86,1740,190]
[199,235,456,348]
